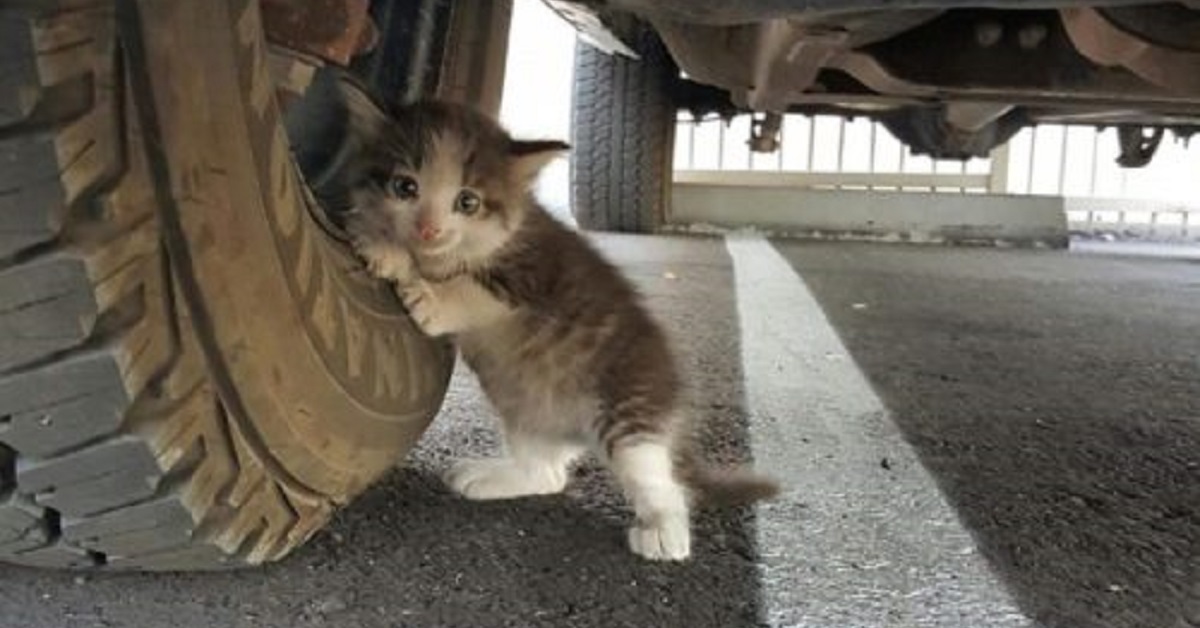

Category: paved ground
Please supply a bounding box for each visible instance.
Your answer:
[1,235,1198,628]
[778,239,1200,628]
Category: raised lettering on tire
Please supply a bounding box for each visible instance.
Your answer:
[0,0,452,571]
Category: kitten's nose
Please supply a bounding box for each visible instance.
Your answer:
[416,222,441,242]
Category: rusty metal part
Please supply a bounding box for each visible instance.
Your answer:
[1059,7,1200,95]
[1096,5,1200,51]
[748,112,783,152]
[601,0,1169,27]
[1116,126,1163,167]
[748,22,846,111]
[827,50,1200,112]
[945,102,1015,132]
[879,105,1026,159]
[654,10,942,112]
[650,20,754,100]
[260,0,377,66]
[652,5,1200,132]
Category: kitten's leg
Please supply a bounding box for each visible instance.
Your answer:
[446,434,584,500]
[399,276,510,337]
[609,439,692,561]
[351,235,418,284]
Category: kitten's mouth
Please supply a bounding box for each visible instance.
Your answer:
[415,238,456,257]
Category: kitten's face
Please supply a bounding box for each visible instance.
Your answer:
[361,129,508,262]
[340,81,566,272]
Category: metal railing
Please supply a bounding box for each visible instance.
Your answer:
[674,113,1200,240]
[674,113,997,194]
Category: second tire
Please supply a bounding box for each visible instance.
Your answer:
[570,23,677,233]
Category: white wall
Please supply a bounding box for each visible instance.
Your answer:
[1005,126,1200,201]
[499,0,576,221]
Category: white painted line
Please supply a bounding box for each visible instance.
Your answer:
[725,232,1034,628]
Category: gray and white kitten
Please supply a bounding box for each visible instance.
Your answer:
[339,81,777,561]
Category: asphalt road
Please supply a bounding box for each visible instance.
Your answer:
[0,235,1197,628]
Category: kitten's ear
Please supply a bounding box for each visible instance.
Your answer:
[337,77,388,140]
[509,140,570,183]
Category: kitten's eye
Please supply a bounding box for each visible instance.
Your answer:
[455,189,482,216]
[388,175,419,200]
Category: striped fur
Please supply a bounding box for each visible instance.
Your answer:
[339,81,777,561]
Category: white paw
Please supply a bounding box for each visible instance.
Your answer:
[354,238,417,284]
[628,515,691,561]
[398,281,449,336]
[445,458,568,500]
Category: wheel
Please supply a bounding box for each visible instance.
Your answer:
[570,20,676,233]
[0,0,454,571]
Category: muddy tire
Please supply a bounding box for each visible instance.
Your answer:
[570,22,676,233]
[0,0,453,570]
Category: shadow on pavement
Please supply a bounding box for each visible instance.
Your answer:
[780,242,1200,628]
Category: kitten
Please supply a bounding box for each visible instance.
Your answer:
[338,80,777,561]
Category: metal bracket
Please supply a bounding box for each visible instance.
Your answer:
[748,112,783,153]
[1116,126,1164,167]
[542,0,637,57]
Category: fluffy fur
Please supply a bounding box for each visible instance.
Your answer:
[339,79,777,561]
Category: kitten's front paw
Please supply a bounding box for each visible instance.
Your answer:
[398,281,451,336]
[353,237,418,285]
[628,515,691,561]
[445,458,568,500]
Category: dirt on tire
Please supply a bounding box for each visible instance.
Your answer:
[0,0,452,571]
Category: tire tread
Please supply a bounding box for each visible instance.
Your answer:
[570,22,675,233]
[0,0,333,571]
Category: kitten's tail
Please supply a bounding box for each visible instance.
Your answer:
[676,449,780,509]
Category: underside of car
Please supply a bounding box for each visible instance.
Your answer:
[555,1,1200,162]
